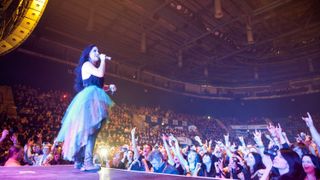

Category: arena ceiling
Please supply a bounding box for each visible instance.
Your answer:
[20,0,320,87]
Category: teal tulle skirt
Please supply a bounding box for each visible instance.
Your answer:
[56,85,114,161]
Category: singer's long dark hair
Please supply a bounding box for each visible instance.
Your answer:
[74,44,96,92]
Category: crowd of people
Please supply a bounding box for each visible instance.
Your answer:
[1,84,320,179]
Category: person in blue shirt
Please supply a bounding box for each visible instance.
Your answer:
[148,150,179,175]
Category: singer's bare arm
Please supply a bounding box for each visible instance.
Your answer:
[82,54,106,78]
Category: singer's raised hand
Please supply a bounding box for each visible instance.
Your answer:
[99,53,106,61]
[100,53,112,60]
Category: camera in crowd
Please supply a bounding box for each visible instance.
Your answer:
[121,145,129,152]
[121,147,128,152]
[264,145,279,157]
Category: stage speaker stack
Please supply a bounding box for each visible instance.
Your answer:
[0,0,48,55]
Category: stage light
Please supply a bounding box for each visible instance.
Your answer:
[176,5,182,10]
[246,16,254,44]
[214,0,223,19]
[86,7,95,31]
[178,50,183,68]
[141,32,146,53]
[0,0,48,55]
[254,67,259,80]
[98,147,108,159]
[308,59,314,72]
[204,67,208,77]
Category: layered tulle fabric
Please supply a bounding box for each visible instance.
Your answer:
[56,86,114,161]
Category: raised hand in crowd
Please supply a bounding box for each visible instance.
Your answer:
[0,129,9,144]
[267,123,281,148]
[223,133,230,147]
[194,136,203,146]
[302,112,314,127]
[275,123,287,146]
[302,112,320,148]
[10,133,19,146]
[253,129,265,154]
[130,127,139,161]
[161,134,174,166]
[208,139,212,151]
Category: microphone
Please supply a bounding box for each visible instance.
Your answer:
[105,56,112,60]
[99,54,112,60]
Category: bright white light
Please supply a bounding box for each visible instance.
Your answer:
[99,147,108,158]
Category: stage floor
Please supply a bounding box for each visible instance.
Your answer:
[0,165,223,180]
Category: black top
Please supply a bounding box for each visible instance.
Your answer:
[129,155,152,171]
[83,75,104,88]
[203,163,216,177]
